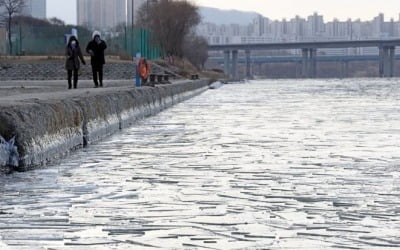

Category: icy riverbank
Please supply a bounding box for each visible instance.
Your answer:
[0,80,208,170]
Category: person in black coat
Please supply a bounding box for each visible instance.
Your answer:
[86,31,107,88]
[65,36,85,89]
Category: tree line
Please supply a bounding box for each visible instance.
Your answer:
[136,0,208,69]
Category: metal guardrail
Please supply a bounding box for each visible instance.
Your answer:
[209,55,400,64]
[208,39,400,51]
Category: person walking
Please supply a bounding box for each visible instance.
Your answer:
[65,36,86,89]
[86,31,107,88]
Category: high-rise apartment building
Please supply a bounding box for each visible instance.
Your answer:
[77,0,126,30]
[22,0,47,19]
[306,12,324,36]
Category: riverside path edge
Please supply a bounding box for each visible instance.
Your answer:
[0,80,209,171]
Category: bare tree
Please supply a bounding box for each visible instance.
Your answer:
[0,0,25,54]
[184,34,208,69]
[137,0,200,58]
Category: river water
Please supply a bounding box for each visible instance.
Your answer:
[0,79,400,249]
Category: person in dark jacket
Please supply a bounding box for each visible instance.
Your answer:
[86,31,107,88]
[65,36,86,89]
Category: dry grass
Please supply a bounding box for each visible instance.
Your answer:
[152,57,225,81]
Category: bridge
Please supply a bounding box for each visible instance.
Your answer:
[209,55,400,64]
[208,39,400,79]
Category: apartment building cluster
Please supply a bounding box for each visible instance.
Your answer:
[77,0,155,30]
[198,12,400,55]
[22,0,46,19]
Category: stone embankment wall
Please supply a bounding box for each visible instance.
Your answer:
[0,60,136,80]
[0,80,209,171]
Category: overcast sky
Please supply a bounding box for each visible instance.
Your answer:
[47,0,400,25]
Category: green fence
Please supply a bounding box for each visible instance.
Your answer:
[108,27,161,60]
[12,25,91,55]
[10,25,161,60]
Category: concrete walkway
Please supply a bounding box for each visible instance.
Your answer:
[0,79,190,105]
[0,79,135,99]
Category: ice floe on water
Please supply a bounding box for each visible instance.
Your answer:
[0,79,399,249]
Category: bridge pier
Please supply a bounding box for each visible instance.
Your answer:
[310,49,317,78]
[389,47,395,77]
[231,50,238,80]
[296,62,302,78]
[223,50,239,79]
[341,61,349,78]
[302,48,317,78]
[224,50,230,77]
[245,50,251,79]
[379,47,384,77]
[379,46,396,77]
[222,50,252,80]
[302,49,309,78]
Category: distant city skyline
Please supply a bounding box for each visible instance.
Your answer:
[47,0,400,25]
[198,11,400,58]
[195,0,400,22]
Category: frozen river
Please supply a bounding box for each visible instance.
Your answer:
[1,79,400,249]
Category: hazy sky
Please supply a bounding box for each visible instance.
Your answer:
[47,0,76,24]
[47,0,400,25]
